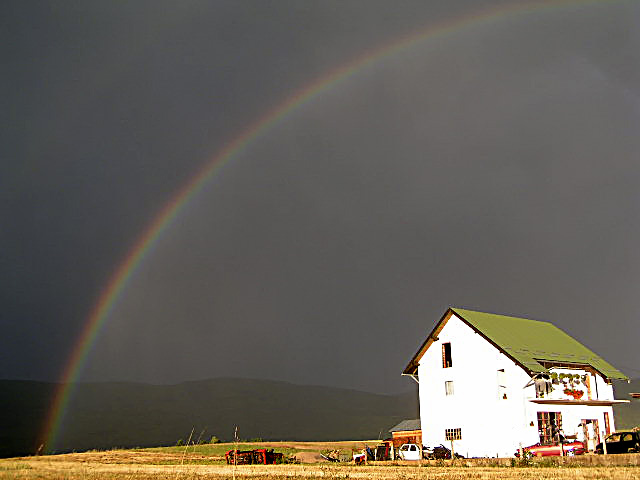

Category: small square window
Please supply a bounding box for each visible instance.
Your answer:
[445,381,454,396]
[445,428,462,441]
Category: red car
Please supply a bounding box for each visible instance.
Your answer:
[516,441,585,457]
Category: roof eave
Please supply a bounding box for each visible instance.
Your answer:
[402,308,454,375]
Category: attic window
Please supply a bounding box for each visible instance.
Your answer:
[442,342,452,368]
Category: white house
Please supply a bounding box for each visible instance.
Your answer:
[402,308,629,458]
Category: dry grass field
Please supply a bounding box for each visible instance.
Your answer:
[1,442,640,479]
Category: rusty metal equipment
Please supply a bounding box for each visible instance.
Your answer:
[225,448,283,465]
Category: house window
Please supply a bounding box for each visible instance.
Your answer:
[445,381,454,396]
[445,428,462,441]
[442,342,452,368]
[537,412,562,445]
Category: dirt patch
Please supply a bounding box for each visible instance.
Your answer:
[295,451,328,463]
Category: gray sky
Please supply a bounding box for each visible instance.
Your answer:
[2,0,639,394]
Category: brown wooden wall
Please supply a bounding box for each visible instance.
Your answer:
[390,429,422,447]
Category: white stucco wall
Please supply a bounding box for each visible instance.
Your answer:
[416,313,618,457]
[417,314,533,457]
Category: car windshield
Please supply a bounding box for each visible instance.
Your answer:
[606,434,621,443]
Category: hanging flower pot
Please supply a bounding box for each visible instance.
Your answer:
[563,388,584,400]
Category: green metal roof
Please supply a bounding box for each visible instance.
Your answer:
[451,308,627,380]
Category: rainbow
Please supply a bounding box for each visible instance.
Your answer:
[40,0,614,453]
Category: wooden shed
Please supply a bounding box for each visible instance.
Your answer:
[388,419,422,447]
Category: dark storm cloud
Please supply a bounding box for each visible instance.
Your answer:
[2,1,639,393]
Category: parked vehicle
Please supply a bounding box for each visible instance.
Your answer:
[422,445,434,459]
[515,441,585,457]
[398,443,422,460]
[429,444,464,459]
[398,442,464,460]
[596,430,640,454]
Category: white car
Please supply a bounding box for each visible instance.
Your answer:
[398,443,422,461]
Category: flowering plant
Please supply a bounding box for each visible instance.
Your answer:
[563,388,584,400]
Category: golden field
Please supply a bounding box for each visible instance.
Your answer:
[1,442,639,479]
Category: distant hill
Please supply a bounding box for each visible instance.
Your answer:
[0,378,418,457]
[613,378,640,429]
[3,377,636,458]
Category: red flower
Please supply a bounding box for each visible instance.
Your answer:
[563,388,584,400]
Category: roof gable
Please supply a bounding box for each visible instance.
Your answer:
[403,307,627,381]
